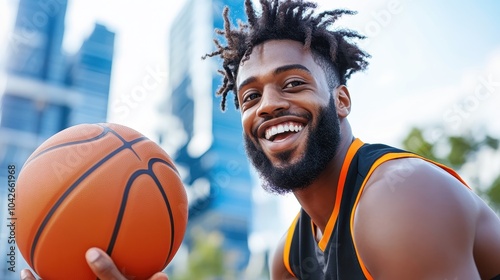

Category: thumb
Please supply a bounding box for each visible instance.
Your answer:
[20,269,37,280]
[86,248,127,280]
[149,272,169,280]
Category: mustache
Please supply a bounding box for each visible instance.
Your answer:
[251,110,312,138]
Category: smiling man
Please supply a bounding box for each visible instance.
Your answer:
[20,1,500,280]
[239,40,343,195]
[202,0,500,279]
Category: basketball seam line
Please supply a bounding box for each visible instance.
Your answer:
[106,158,179,267]
[29,132,148,268]
[25,125,111,166]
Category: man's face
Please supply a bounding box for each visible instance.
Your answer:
[236,39,341,194]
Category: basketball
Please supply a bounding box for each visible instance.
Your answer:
[15,123,188,280]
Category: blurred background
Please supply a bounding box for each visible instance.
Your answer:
[0,0,499,279]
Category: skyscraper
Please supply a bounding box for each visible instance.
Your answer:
[6,0,68,82]
[66,23,115,126]
[159,0,254,273]
[0,1,114,278]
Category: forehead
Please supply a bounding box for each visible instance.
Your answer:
[236,39,324,87]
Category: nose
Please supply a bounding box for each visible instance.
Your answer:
[256,86,289,117]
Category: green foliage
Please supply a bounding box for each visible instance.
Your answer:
[170,228,237,280]
[447,136,474,168]
[486,175,500,210]
[402,127,439,163]
[485,135,500,150]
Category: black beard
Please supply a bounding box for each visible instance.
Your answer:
[244,98,341,195]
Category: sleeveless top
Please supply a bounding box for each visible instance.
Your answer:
[283,138,470,279]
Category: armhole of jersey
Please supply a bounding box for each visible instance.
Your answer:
[349,152,471,279]
[349,152,417,280]
[283,212,300,278]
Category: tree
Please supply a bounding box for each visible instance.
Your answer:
[170,227,237,280]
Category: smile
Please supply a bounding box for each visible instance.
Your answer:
[265,122,304,141]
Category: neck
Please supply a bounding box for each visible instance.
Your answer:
[293,120,354,233]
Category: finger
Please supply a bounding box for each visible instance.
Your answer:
[20,269,36,280]
[86,248,126,280]
[149,272,169,280]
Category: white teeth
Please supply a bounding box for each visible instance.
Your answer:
[265,122,304,140]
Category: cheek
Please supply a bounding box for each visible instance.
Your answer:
[241,112,254,137]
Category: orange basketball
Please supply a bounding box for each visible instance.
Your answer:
[15,123,188,280]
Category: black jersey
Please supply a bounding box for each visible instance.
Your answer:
[283,139,469,279]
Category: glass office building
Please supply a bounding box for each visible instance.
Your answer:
[0,1,114,278]
[159,0,254,273]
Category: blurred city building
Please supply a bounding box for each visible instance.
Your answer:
[159,1,294,279]
[0,0,115,278]
[158,0,256,275]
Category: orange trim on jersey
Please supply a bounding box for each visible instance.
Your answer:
[283,213,300,278]
[426,160,471,189]
[317,138,364,251]
[349,152,471,279]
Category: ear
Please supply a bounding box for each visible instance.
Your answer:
[334,85,351,118]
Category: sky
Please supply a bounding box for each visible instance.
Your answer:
[1,0,499,142]
[1,0,500,253]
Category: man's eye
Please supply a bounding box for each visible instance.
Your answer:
[285,80,305,88]
[243,92,260,103]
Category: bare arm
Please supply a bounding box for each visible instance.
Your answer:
[353,158,489,279]
[270,234,297,280]
[473,197,500,279]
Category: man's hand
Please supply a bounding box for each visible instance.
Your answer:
[20,247,168,280]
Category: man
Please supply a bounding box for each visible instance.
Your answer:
[21,0,500,279]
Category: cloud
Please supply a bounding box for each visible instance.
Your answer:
[350,47,500,146]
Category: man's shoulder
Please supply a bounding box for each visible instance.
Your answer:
[353,157,500,278]
[362,157,476,209]
[270,233,296,280]
[352,157,485,278]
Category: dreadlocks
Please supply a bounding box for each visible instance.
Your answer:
[203,0,370,111]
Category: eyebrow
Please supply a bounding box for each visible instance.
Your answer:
[237,64,312,91]
[274,64,312,75]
